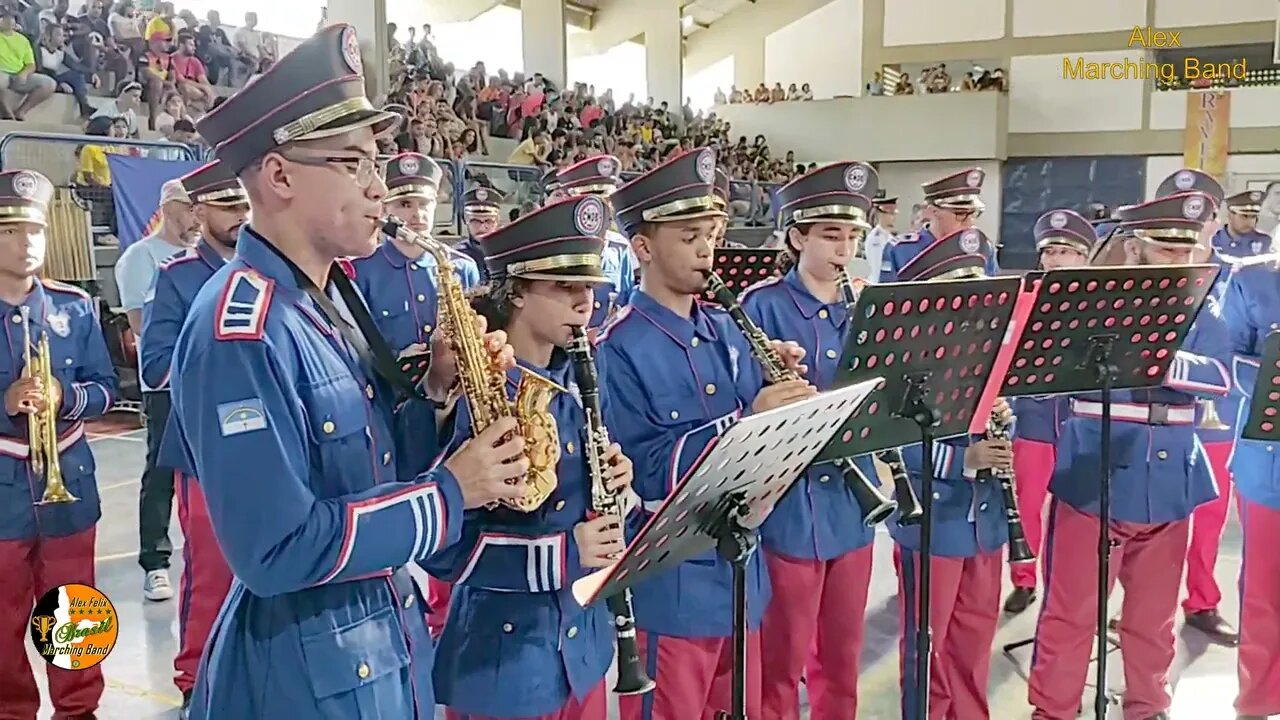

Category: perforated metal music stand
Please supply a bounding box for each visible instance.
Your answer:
[818,276,1021,720]
[570,379,881,720]
[1241,331,1280,442]
[991,264,1218,719]
[702,248,781,301]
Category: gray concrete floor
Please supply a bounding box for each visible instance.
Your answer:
[30,428,1250,719]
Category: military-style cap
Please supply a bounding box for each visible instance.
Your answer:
[557,155,620,197]
[897,227,992,282]
[1116,191,1215,247]
[480,195,610,284]
[1034,209,1097,254]
[180,160,247,207]
[712,167,730,209]
[195,24,399,175]
[0,170,54,226]
[1155,169,1224,209]
[777,161,877,229]
[922,167,985,212]
[463,186,505,217]
[540,167,561,195]
[1225,189,1264,216]
[873,189,898,207]
[612,147,725,237]
[383,152,441,201]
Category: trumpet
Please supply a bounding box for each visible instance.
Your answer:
[20,307,75,504]
[1197,399,1230,431]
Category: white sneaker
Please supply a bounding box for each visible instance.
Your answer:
[144,569,174,601]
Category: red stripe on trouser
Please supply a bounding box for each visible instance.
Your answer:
[894,545,1002,720]
[617,630,762,720]
[1182,439,1232,613]
[444,680,607,720]
[1028,501,1188,720]
[1010,439,1055,589]
[173,474,233,695]
[0,527,103,720]
[759,547,872,719]
[1236,496,1280,717]
[427,576,452,639]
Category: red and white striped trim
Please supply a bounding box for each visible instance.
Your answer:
[454,532,567,592]
[1164,353,1229,396]
[0,422,85,459]
[1070,400,1195,425]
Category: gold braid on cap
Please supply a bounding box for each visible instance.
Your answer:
[507,254,602,276]
[0,206,48,224]
[639,195,721,222]
[195,187,248,204]
[272,96,373,145]
[1133,228,1200,243]
[791,205,868,226]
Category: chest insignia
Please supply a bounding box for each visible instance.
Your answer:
[46,311,70,338]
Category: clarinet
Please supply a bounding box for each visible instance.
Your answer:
[977,407,1034,563]
[836,269,923,526]
[704,271,897,527]
[566,326,656,697]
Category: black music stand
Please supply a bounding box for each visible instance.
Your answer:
[988,264,1218,718]
[702,248,781,301]
[1241,331,1280,442]
[818,276,1021,720]
[571,379,881,720]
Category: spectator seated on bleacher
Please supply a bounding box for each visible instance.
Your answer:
[195,9,233,86]
[169,30,213,112]
[90,78,142,137]
[74,114,130,236]
[36,20,95,118]
[0,8,56,120]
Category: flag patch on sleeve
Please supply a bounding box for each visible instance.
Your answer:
[218,398,268,437]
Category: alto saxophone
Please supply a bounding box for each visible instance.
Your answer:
[566,326,654,696]
[381,219,564,512]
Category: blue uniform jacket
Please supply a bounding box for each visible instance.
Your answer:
[351,239,479,479]
[1050,297,1231,524]
[880,226,1000,283]
[424,352,614,717]
[740,270,876,561]
[594,290,771,638]
[171,228,465,720]
[1202,230,1272,445]
[456,237,487,284]
[588,231,635,328]
[1212,227,1272,262]
[890,436,1011,557]
[140,242,226,394]
[1223,261,1280,510]
[1013,396,1068,444]
[0,281,116,541]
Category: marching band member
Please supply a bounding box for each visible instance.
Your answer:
[0,169,117,720]
[169,26,530,718]
[1221,246,1280,720]
[859,190,897,283]
[890,227,1013,720]
[739,161,881,719]
[458,186,504,280]
[425,194,632,720]
[140,158,247,713]
[596,147,816,719]
[551,156,635,328]
[711,167,734,249]
[1029,191,1230,720]
[881,167,999,282]
[1212,190,1272,261]
[1003,210,1095,616]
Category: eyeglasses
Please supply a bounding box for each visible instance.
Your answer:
[278,149,379,189]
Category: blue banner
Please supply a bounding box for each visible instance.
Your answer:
[108,155,202,251]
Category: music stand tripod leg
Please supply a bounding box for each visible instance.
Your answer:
[1082,334,1119,719]
[708,491,757,720]
[898,371,942,720]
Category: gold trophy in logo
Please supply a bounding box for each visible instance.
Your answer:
[31,614,56,643]
[20,307,75,504]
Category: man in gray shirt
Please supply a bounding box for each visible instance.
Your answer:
[112,178,196,602]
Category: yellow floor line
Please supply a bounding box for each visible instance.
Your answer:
[105,677,183,708]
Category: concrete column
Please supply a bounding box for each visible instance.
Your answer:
[733,40,765,89]
[326,0,389,101]
[521,0,567,88]
[644,0,683,107]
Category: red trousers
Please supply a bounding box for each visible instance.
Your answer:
[895,546,1002,720]
[1028,500,1189,720]
[445,680,606,720]
[1010,439,1054,589]
[760,547,873,719]
[1183,440,1232,614]
[618,630,762,720]
[427,575,452,639]
[173,473,233,695]
[1237,496,1280,717]
[0,527,102,720]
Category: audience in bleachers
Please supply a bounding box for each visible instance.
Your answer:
[722,82,814,104]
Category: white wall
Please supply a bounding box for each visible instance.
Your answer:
[1008,51,1146,133]
[686,56,735,111]
[883,0,1005,47]
[1154,0,1276,27]
[1012,0,1146,37]
[878,160,1004,238]
[1148,86,1280,130]
[763,0,864,98]
[1146,154,1280,236]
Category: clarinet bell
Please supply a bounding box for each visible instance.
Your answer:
[835,458,897,527]
[893,472,925,527]
[1007,535,1036,564]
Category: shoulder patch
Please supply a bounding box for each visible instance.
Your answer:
[214,270,274,341]
[39,278,91,299]
[217,398,268,436]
